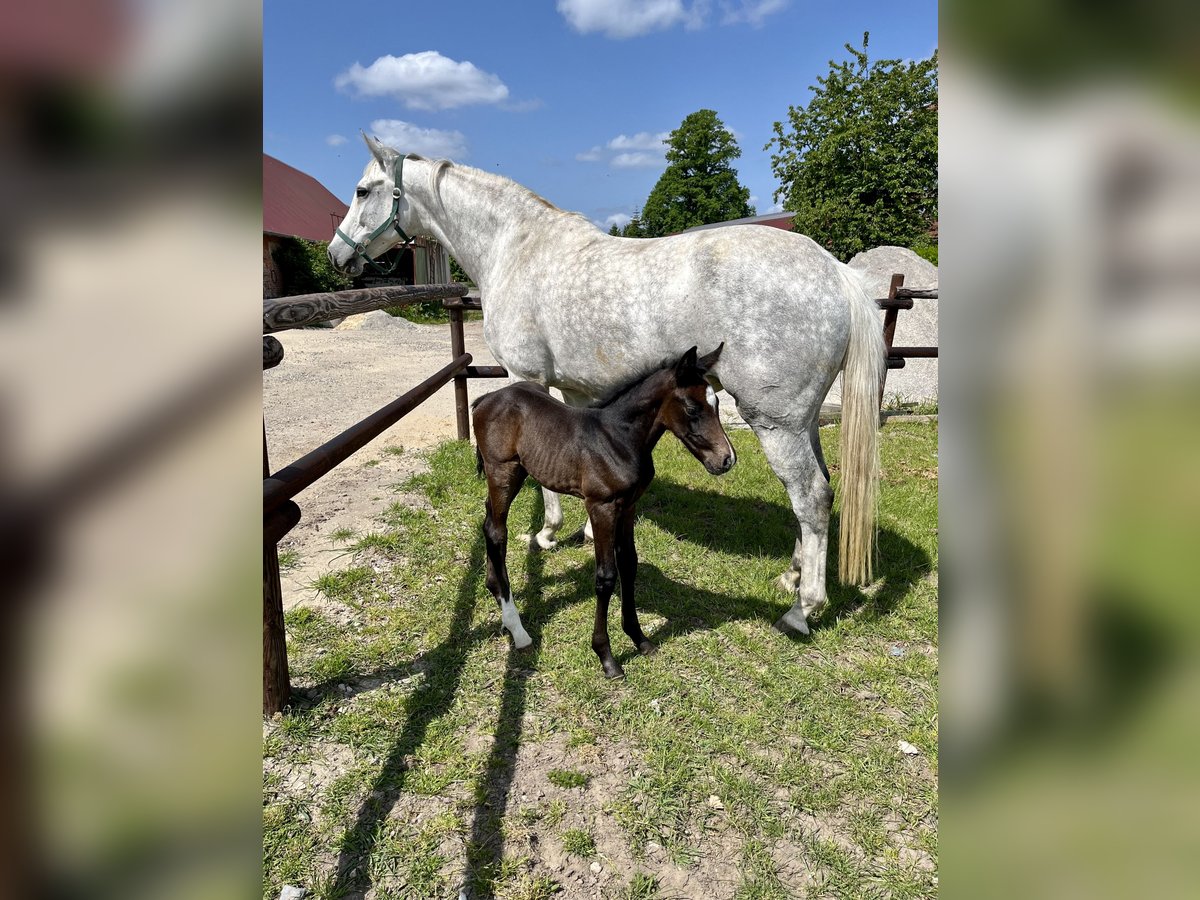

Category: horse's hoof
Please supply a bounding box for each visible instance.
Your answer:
[637,641,658,656]
[772,609,810,636]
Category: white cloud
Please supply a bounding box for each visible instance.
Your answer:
[335,51,509,110]
[720,0,789,27]
[603,213,632,229]
[767,201,784,213]
[612,151,663,168]
[576,146,604,163]
[557,0,689,39]
[749,194,758,206]
[557,0,787,38]
[368,119,468,159]
[326,134,348,147]
[607,131,669,151]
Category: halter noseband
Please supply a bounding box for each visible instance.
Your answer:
[334,153,415,276]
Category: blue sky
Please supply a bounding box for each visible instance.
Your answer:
[264,0,937,232]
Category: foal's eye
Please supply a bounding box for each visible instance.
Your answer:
[355,187,369,199]
[684,402,702,420]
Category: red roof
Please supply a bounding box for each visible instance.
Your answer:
[263,154,349,242]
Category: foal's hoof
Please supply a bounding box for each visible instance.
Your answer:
[772,608,811,636]
[637,641,658,656]
[602,662,626,680]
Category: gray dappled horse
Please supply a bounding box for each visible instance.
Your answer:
[329,136,885,634]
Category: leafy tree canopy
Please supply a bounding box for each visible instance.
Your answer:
[634,109,754,237]
[767,34,938,261]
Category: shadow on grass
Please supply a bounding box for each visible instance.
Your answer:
[639,479,933,628]
[315,479,928,897]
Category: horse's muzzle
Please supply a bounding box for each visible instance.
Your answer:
[706,453,735,476]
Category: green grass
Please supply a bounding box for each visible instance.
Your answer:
[560,827,596,858]
[278,549,300,570]
[546,768,589,789]
[264,423,938,899]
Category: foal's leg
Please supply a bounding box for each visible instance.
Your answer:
[751,421,832,635]
[586,502,624,679]
[483,462,533,649]
[616,506,654,655]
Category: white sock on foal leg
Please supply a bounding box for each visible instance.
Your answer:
[500,595,532,649]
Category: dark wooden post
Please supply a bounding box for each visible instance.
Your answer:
[879,273,904,410]
[449,305,470,441]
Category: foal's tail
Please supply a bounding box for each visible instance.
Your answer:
[836,265,885,585]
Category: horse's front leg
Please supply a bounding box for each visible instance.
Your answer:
[483,465,532,649]
[586,502,623,679]
[616,507,654,655]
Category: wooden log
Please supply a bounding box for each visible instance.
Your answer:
[465,365,508,378]
[263,336,284,370]
[264,353,473,513]
[442,296,483,311]
[888,346,939,358]
[876,297,915,311]
[263,283,469,333]
[894,286,938,300]
[449,307,470,440]
[885,357,906,369]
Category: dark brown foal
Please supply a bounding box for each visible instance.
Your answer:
[472,345,734,678]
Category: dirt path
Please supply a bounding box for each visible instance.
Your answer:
[264,316,500,610]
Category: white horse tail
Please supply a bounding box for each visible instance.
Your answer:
[836,265,885,585]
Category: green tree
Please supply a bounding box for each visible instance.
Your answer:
[638,109,754,237]
[766,34,938,261]
[621,208,646,238]
[608,223,621,236]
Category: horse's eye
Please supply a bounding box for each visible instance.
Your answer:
[355,187,369,199]
[685,403,701,420]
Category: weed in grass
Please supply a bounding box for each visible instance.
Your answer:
[278,549,299,570]
[313,566,372,602]
[541,800,567,828]
[329,526,356,543]
[353,531,403,553]
[618,872,660,900]
[364,458,380,468]
[383,444,405,456]
[546,768,589,789]
[560,828,595,858]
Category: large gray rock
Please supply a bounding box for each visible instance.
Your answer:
[826,246,938,406]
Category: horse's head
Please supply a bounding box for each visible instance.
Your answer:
[328,133,414,277]
[662,344,736,476]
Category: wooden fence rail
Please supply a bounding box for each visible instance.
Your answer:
[262,283,473,714]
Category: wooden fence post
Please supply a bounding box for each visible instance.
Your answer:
[449,305,470,441]
[880,273,904,411]
[263,426,296,716]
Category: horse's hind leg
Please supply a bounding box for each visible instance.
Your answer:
[531,387,593,548]
[751,421,832,634]
[775,421,831,595]
[483,462,532,649]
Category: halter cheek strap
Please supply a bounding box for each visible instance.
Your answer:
[334,154,415,276]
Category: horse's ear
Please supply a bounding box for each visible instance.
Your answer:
[675,346,699,377]
[696,342,724,373]
[361,131,397,167]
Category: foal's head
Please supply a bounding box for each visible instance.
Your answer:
[661,344,736,476]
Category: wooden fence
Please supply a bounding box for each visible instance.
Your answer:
[263,276,937,714]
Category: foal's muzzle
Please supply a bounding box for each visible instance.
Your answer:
[705,453,735,476]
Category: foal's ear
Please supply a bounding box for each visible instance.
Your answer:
[696,342,724,373]
[675,346,699,376]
